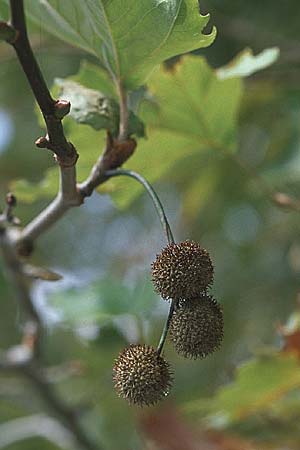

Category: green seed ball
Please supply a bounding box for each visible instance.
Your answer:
[113,344,173,406]
[169,295,223,359]
[151,240,214,301]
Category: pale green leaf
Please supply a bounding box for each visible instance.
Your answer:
[55,78,145,136]
[48,277,157,326]
[106,55,243,207]
[185,354,300,425]
[25,0,216,89]
[71,60,117,98]
[49,286,113,325]
[56,79,120,134]
[216,47,280,80]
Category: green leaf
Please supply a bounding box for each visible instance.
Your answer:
[55,78,145,137]
[106,54,243,207]
[56,78,120,134]
[48,276,157,326]
[12,54,242,206]
[71,60,117,98]
[216,47,280,80]
[49,286,112,325]
[185,354,300,425]
[25,0,216,89]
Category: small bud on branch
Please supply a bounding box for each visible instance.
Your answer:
[54,100,71,119]
[35,136,49,148]
[0,21,17,43]
[6,192,17,207]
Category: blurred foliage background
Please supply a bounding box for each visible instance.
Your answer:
[0,1,300,449]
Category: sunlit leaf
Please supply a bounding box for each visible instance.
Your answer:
[216,47,280,80]
[106,55,243,207]
[25,0,216,89]
[185,354,300,425]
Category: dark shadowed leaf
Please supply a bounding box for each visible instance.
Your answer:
[55,78,145,137]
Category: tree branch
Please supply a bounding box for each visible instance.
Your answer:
[15,133,136,246]
[0,414,79,450]
[0,356,101,450]
[23,364,100,450]
[3,1,137,249]
[79,132,136,197]
[18,165,82,244]
[0,3,135,449]
[9,0,77,165]
[0,231,101,450]
[0,229,42,356]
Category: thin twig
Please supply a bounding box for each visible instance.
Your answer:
[79,132,136,198]
[157,300,176,355]
[19,165,82,243]
[105,169,175,244]
[103,169,176,354]
[0,414,79,450]
[0,245,101,450]
[23,364,100,450]
[9,0,77,164]
[1,3,105,448]
[0,229,42,355]
[7,0,81,246]
[117,83,129,141]
[16,133,136,245]
[0,358,100,450]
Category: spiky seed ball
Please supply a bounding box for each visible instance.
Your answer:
[113,344,172,406]
[169,295,223,359]
[151,240,214,301]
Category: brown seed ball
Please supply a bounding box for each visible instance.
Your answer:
[113,344,172,406]
[151,240,214,301]
[169,295,223,359]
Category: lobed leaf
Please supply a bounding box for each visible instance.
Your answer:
[25,0,216,89]
[185,353,300,425]
[107,54,243,207]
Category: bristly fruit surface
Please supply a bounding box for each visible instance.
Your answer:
[113,344,172,406]
[169,295,223,359]
[151,240,214,301]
